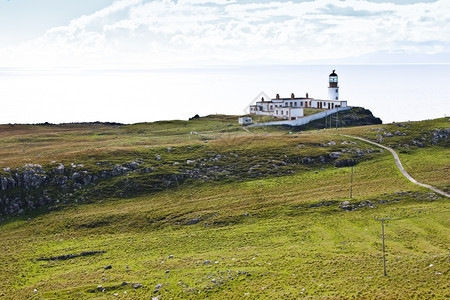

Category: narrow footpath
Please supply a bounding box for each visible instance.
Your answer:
[342,134,449,198]
[241,126,253,134]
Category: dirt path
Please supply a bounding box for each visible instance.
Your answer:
[241,126,253,134]
[342,134,449,198]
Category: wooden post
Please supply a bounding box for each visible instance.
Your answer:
[336,109,339,129]
[350,166,354,198]
[375,218,391,276]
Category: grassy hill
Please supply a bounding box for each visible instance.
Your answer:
[0,111,448,299]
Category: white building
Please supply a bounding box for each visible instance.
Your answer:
[238,117,253,125]
[250,70,347,120]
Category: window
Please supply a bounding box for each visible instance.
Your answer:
[336,89,338,92]
[276,110,278,115]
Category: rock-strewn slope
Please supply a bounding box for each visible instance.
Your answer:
[0,140,381,216]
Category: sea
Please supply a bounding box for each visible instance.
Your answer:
[0,64,448,124]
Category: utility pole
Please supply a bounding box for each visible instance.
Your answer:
[350,166,354,198]
[375,218,391,276]
[336,109,339,129]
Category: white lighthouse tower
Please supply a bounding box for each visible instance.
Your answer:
[328,70,339,100]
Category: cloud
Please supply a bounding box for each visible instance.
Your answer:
[1,0,449,67]
[319,3,394,16]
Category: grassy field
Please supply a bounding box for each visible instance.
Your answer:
[337,117,449,192]
[0,113,448,299]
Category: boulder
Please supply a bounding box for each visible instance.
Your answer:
[334,159,357,168]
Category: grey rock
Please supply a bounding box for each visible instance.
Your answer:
[301,157,314,164]
[54,164,65,174]
[334,159,357,168]
[153,283,162,293]
[132,283,143,289]
[71,172,81,180]
[1,177,7,191]
[186,218,201,225]
[329,152,341,159]
[125,162,139,170]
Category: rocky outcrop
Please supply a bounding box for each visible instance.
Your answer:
[290,107,382,131]
[0,161,149,216]
[1,142,379,217]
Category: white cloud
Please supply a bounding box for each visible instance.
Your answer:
[1,0,449,67]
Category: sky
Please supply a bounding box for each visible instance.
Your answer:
[0,0,449,123]
[1,0,449,67]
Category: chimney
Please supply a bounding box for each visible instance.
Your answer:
[276,94,280,100]
[306,93,309,99]
[261,97,264,102]
[291,93,295,99]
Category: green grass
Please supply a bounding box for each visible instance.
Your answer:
[338,117,449,192]
[0,115,246,168]
[0,115,449,299]
[0,172,447,299]
[399,147,449,192]
[303,108,326,116]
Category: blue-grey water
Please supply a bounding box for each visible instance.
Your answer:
[0,64,448,124]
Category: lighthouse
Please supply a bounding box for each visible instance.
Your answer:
[328,70,339,100]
